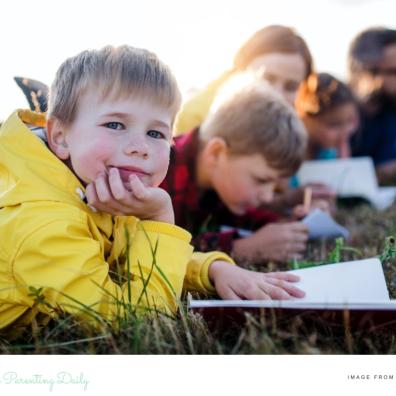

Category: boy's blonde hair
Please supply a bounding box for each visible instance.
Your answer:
[200,75,307,176]
[48,45,181,125]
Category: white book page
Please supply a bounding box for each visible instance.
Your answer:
[188,258,396,311]
[297,157,378,199]
[370,186,396,210]
[302,208,349,239]
[288,258,389,302]
[189,258,391,309]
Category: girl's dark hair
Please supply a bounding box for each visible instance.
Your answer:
[348,27,396,74]
[233,25,313,78]
[296,72,357,117]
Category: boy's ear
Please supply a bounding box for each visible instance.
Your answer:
[204,137,228,163]
[46,117,70,160]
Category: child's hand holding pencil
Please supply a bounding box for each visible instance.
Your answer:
[292,186,331,219]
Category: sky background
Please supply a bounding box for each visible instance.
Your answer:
[1,0,396,120]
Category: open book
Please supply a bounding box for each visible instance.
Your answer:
[189,258,396,329]
[287,257,389,302]
[296,157,396,210]
[191,257,389,306]
[189,258,395,328]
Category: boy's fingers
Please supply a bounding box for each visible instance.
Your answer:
[311,185,337,199]
[93,174,131,214]
[85,183,99,205]
[244,284,272,300]
[293,205,308,219]
[293,223,309,233]
[264,278,305,298]
[288,221,308,228]
[108,168,128,200]
[289,242,307,252]
[313,199,330,211]
[95,174,114,204]
[86,184,121,214]
[129,175,147,200]
[244,286,272,300]
[267,272,300,282]
[217,286,242,300]
[291,232,309,243]
[282,242,305,261]
[263,285,291,300]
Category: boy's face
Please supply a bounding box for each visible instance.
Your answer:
[211,152,280,215]
[49,88,173,189]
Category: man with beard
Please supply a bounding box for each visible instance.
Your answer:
[349,27,396,183]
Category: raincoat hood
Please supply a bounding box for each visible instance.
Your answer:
[0,110,86,210]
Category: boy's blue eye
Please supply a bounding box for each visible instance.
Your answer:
[104,122,124,130]
[147,130,165,139]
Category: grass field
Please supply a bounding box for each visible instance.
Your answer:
[2,202,396,354]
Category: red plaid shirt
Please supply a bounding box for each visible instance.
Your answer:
[160,128,279,253]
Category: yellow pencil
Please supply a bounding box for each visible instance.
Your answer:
[303,187,312,212]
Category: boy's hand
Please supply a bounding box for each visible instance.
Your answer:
[85,169,174,224]
[208,260,305,300]
[277,183,337,207]
[292,198,331,219]
[232,222,309,262]
[307,182,337,202]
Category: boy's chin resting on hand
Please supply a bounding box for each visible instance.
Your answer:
[85,171,175,224]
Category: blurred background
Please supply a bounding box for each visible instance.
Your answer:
[1,0,395,119]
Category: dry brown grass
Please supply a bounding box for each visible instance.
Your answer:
[2,201,396,354]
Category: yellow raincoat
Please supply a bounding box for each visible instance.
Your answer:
[0,110,233,332]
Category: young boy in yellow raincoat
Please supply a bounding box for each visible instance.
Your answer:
[0,45,304,334]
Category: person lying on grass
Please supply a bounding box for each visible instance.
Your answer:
[0,45,304,335]
[158,75,321,263]
[13,78,332,265]
[89,74,330,265]
[163,76,313,263]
